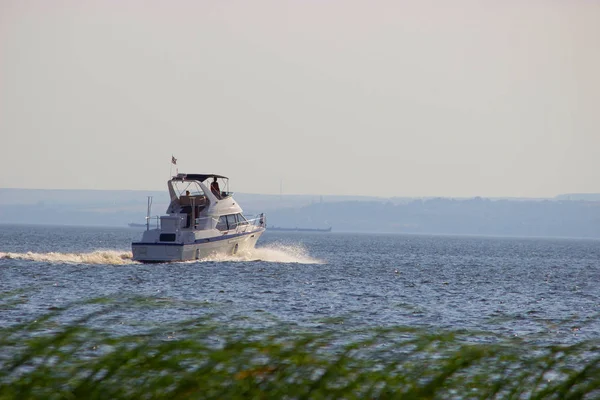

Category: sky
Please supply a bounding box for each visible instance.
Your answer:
[1,0,599,198]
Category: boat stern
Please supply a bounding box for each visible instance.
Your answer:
[131,243,192,263]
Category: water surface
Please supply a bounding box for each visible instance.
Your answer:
[1,224,598,343]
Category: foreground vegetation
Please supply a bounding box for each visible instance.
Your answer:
[0,301,599,399]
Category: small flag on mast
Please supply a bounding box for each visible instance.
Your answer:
[171,156,177,165]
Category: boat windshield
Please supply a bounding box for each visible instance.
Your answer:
[172,181,206,197]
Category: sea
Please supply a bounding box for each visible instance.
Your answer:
[1,224,599,344]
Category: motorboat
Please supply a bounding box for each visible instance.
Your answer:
[132,173,266,262]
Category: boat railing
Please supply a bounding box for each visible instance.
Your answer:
[144,213,266,232]
[145,216,161,230]
[242,213,266,232]
[144,215,187,231]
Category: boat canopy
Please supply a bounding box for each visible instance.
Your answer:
[172,173,228,182]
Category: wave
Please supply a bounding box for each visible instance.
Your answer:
[0,250,134,265]
[0,244,322,265]
[199,243,322,264]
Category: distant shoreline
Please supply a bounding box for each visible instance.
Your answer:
[1,188,600,240]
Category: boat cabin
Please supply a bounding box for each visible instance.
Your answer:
[164,173,239,230]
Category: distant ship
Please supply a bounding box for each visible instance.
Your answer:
[268,226,332,233]
[128,223,147,228]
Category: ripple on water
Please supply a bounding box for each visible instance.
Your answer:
[1,227,599,345]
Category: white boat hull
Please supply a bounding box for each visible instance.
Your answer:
[132,171,267,263]
[132,229,263,263]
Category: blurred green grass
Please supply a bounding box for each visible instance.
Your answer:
[0,298,599,399]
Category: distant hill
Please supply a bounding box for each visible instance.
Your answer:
[554,193,600,201]
[1,188,600,238]
[0,188,387,227]
[267,198,600,238]
[0,188,167,206]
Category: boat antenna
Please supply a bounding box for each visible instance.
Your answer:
[146,196,153,231]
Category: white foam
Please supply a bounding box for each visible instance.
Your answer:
[200,243,322,264]
[0,244,322,265]
[0,250,134,265]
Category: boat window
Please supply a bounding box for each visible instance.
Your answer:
[236,214,249,225]
[159,233,176,242]
[216,216,228,231]
[226,214,237,230]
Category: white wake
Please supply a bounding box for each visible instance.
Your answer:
[0,244,322,265]
[0,250,134,265]
[199,243,322,264]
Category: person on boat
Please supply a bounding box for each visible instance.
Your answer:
[185,190,190,196]
[210,177,221,199]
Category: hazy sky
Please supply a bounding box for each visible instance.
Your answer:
[1,0,598,197]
